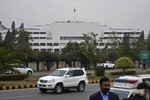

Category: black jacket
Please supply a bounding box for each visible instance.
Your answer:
[123,94,146,100]
[89,91,119,100]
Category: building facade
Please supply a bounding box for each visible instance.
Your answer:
[0,21,143,52]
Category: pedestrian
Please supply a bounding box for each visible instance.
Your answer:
[89,77,119,100]
[123,82,150,100]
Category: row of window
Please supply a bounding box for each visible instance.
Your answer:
[33,48,60,52]
[103,37,138,39]
[29,32,46,34]
[104,32,141,35]
[32,43,59,46]
[60,36,84,40]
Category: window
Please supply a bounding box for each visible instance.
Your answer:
[60,36,83,40]
[33,43,39,46]
[47,49,52,51]
[53,43,59,46]
[40,37,46,39]
[33,37,39,39]
[60,43,65,46]
[47,43,52,46]
[73,70,84,76]
[99,43,104,46]
[40,32,46,34]
[40,43,46,46]
[66,70,73,77]
[41,49,46,51]
[34,49,39,51]
[104,32,109,34]
[54,49,60,52]
[33,32,39,34]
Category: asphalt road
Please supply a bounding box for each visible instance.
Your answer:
[0,84,99,100]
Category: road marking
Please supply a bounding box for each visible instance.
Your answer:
[0,95,31,100]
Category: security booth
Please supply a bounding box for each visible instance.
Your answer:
[140,50,150,69]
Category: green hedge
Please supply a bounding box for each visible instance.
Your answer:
[95,67,105,76]
[0,74,29,81]
[111,70,136,75]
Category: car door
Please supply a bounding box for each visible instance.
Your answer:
[63,70,76,87]
[16,65,27,74]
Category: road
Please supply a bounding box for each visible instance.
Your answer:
[0,84,99,100]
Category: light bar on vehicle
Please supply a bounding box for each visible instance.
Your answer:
[114,78,138,84]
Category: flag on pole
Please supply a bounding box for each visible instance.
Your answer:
[104,42,108,50]
[74,7,76,12]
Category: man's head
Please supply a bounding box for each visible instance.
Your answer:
[137,82,150,100]
[100,77,110,94]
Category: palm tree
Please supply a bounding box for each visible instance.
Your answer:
[0,48,20,75]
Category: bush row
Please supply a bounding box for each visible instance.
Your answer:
[0,74,29,81]
[110,70,136,75]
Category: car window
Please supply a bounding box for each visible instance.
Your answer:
[50,70,66,77]
[110,89,130,100]
[73,70,84,76]
[66,70,73,77]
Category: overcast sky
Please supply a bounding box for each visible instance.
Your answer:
[0,0,150,35]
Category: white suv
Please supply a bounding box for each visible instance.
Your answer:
[37,68,88,94]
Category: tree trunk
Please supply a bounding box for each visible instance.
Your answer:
[123,67,126,76]
[56,61,59,69]
[36,60,39,71]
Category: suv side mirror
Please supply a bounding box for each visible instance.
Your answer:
[65,75,70,78]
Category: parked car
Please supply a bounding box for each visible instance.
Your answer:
[13,64,33,75]
[97,61,115,69]
[4,64,33,75]
[37,67,88,94]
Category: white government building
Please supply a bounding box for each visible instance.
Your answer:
[0,21,142,52]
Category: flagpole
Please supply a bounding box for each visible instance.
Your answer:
[74,7,76,22]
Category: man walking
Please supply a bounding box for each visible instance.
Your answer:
[89,77,119,100]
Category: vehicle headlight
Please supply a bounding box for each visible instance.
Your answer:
[48,79,55,83]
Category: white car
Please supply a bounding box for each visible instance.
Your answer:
[13,64,33,75]
[110,75,150,100]
[37,67,88,94]
[97,61,115,68]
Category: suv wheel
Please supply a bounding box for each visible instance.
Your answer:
[27,71,32,75]
[77,82,85,92]
[106,65,108,69]
[113,66,115,69]
[54,84,63,94]
[39,88,47,93]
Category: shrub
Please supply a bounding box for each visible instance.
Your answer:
[115,57,135,75]
[0,74,29,81]
[95,67,105,76]
[111,70,136,75]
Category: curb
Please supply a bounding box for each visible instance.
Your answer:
[0,80,114,90]
[0,84,37,90]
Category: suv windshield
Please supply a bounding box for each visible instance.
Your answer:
[50,70,66,77]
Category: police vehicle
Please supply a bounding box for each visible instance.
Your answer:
[110,74,150,100]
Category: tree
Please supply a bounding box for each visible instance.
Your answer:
[15,30,33,67]
[61,42,80,67]
[115,57,135,75]
[3,30,16,51]
[119,34,131,57]
[79,32,99,69]
[39,51,56,71]
[145,30,150,50]
[19,22,24,29]
[0,48,20,75]
[11,21,15,30]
